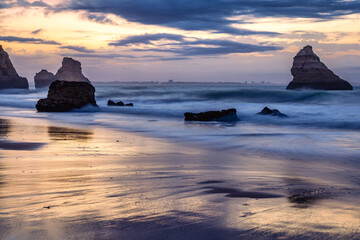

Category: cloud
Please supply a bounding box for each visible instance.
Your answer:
[14,0,50,8]
[109,33,185,46]
[85,13,115,24]
[111,33,282,56]
[60,45,96,53]
[135,43,282,56]
[59,53,135,59]
[31,29,43,35]
[60,0,360,35]
[0,36,60,45]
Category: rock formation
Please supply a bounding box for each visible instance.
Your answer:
[0,45,28,89]
[287,45,352,90]
[258,107,287,117]
[184,109,239,122]
[34,69,55,89]
[108,100,133,107]
[36,80,97,112]
[54,57,90,83]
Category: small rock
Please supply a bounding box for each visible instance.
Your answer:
[258,107,287,117]
[108,100,133,107]
[184,109,239,122]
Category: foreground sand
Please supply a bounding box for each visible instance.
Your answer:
[0,117,360,240]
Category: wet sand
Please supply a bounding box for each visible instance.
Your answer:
[1,117,360,239]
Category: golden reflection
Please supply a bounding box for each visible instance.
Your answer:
[0,119,12,138]
[0,117,360,239]
[48,126,93,142]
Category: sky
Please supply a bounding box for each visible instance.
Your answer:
[0,0,360,84]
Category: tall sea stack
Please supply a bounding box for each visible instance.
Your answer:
[0,45,28,89]
[287,45,352,90]
[54,57,90,83]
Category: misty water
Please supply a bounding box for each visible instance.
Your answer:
[1,83,360,239]
[1,83,360,160]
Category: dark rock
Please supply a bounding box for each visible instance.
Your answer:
[108,100,133,106]
[258,107,287,117]
[0,45,28,89]
[184,109,239,122]
[34,69,55,89]
[36,80,97,112]
[54,57,90,83]
[107,100,116,106]
[287,45,352,90]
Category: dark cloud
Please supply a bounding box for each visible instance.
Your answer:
[31,29,43,35]
[59,53,135,59]
[86,13,115,24]
[135,44,281,56]
[15,0,50,8]
[0,36,60,45]
[60,45,95,53]
[109,33,185,46]
[61,0,360,35]
[111,33,282,56]
[156,57,190,61]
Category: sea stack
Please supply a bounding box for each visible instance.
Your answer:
[36,80,97,112]
[0,45,28,89]
[287,45,352,90]
[34,69,55,89]
[54,57,90,83]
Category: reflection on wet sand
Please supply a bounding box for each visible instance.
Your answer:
[284,178,333,207]
[0,119,45,150]
[48,126,93,142]
[0,117,360,239]
[0,119,11,137]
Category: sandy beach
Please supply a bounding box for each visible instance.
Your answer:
[1,116,360,240]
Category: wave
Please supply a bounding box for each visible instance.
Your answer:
[95,85,360,105]
[0,85,360,132]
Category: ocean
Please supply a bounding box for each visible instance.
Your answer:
[1,83,360,162]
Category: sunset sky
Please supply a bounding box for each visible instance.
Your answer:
[1,0,360,84]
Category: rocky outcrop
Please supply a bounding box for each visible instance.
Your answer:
[184,109,239,122]
[258,107,287,117]
[108,100,133,106]
[36,80,97,112]
[287,45,352,90]
[54,57,90,83]
[0,45,28,89]
[34,69,55,89]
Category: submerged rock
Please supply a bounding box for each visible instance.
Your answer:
[108,100,133,107]
[287,45,352,90]
[258,107,287,117]
[54,57,90,83]
[34,69,55,89]
[184,109,239,122]
[36,80,97,112]
[0,45,28,89]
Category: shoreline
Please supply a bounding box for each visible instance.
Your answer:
[1,116,360,239]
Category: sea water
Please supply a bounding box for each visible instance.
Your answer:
[0,83,359,162]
